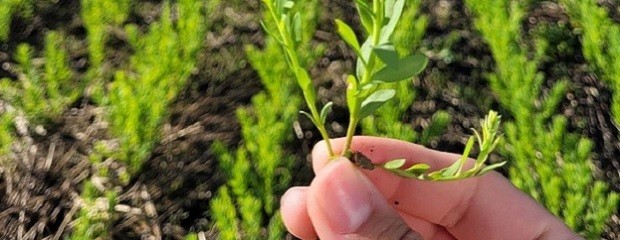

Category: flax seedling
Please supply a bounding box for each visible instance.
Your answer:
[263,0,505,181]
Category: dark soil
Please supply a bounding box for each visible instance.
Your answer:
[0,0,618,239]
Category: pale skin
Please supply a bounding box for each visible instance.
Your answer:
[280,136,583,240]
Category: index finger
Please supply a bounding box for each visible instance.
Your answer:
[312,136,580,240]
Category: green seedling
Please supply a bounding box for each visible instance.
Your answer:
[262,0,505,181]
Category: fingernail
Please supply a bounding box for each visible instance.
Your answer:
[317,159,373,233]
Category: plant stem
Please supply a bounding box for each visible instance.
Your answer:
[341,116,358,158]
[266,1,336,156]
[341,0,384,157]
[317,123,335,157]
[372,0,383,45]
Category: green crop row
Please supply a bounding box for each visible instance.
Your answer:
[209,0,323,239]
[0,31,79,124]
[71,0,210,239]
[465,0,619,238]
[360,0,450,143]
[0,0,212,238]
[107,0,206,174]
[561,0,620,127]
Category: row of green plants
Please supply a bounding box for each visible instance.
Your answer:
[0,0,211,238]
[0,31,79,124]
[72,0,210,238]
[359,0,451,143]
[209,0,324,239]
[464,0,618,238]
[561,0,620,127]
[0,27,79,224]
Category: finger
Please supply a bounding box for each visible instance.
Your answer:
[399,214,456,240]
[307,158,424,239]
[312,136,580,240]
[280,187,318,239]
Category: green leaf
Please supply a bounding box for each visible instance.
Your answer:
[447,136,475,176]
[293,13,302,43]
[356,39,373,80]
[373,54,428,82]
[354,0,373,34]
[282,0,294,9]
[335,19,361,55]
[295,67,316,105]
[373,43,399,66]
[346,75,358,115]
[361,82,376,91]
[359,89,395,118]
[405,163,430,175]
[319,101,333,124]
[380,0,405,43]
[478,161,507,175]
[383,158,406,169]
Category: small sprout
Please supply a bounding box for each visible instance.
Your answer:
[379,110,505,181]
[319,101,333,124]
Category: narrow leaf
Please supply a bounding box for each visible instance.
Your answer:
[405,163,430,175]
[319,101,333,124]
[478,161,507,175]
[293,13,302,43]
[359,89,396,118]
[335,19,361,55]
[356,39,373,80]
[373,54,428,82]
[282,0,294,9]
[354,0,373,34]
[346,75,358,115]
[295,67,317,106]
[380,0,405,43]
[383,159,406,169]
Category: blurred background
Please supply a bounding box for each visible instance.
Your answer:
[0,0,618,239]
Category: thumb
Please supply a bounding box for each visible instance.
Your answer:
[307,158,423,240]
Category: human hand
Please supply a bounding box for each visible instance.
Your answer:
[280,136,582,240]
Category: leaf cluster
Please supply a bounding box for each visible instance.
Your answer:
[107,0,206,174]
[71,1,210,239]
[81,0,132,68]
[381,111,505,180]
[360,0,450,145]
[0,31,79,124]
